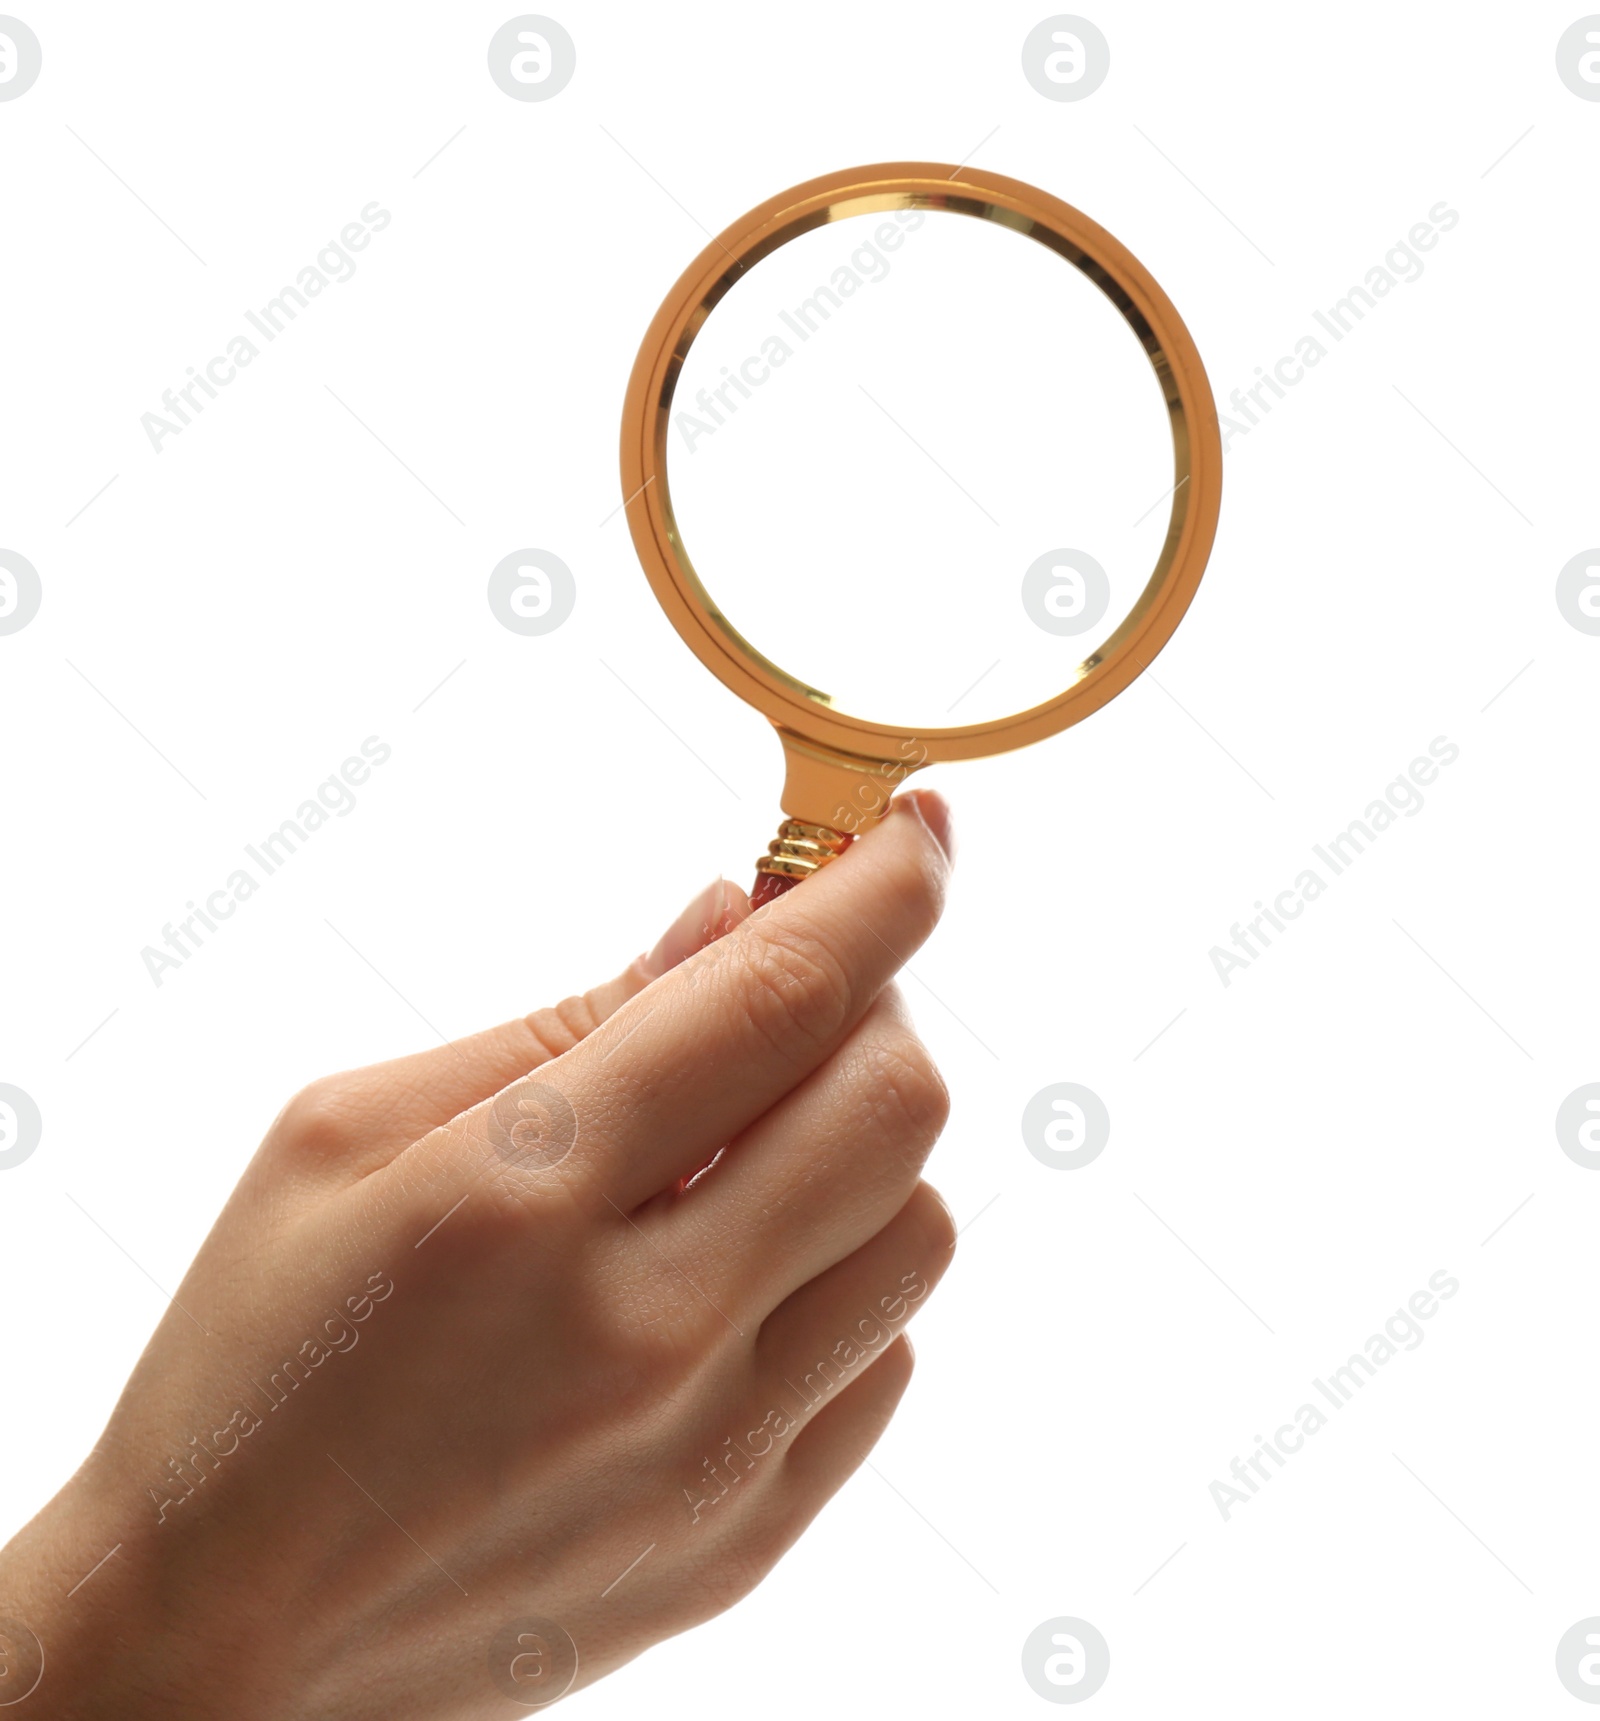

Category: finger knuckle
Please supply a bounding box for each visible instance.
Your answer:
[271,1075,364,1160]
[730,1516,792,1595]
[881,825,949,947]
[676,1554,754,1626]
[736,922,854,1059]
[908,1178,959,1259]
[617,1298,730,1392]
[522,991,602,1060]
[903,876,945,954]
[473,1155,584,1235]
[855,1034,950,1155]
[680,1517,790,1621]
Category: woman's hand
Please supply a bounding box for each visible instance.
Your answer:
[0,790,957,1719]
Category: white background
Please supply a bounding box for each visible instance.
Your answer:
[2,2,1598,1715]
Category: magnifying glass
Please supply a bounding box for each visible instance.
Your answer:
[620,162,1222,904]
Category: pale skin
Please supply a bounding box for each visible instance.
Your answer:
[0,790,958,1718]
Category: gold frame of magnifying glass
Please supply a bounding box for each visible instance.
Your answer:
[620,162,1223,882]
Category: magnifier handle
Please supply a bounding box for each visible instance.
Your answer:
[750,820,855,909]
[749,871,800,909]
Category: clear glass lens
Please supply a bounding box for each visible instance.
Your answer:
[666,207,1175,731]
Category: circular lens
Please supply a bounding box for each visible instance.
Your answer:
[664,204,1176,731]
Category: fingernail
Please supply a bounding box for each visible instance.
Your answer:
[642,877,730,979]
[897,788,955,862]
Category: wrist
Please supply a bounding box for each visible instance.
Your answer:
[0,1464,197,1720]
